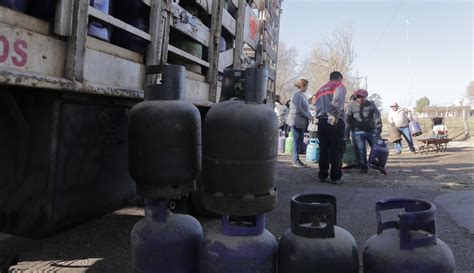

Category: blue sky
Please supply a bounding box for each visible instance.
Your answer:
[279,0,473,110]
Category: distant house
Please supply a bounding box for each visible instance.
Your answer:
[418,106,473,118]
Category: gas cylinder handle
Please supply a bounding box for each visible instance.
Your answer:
[144,198,169,222]
[375,198,437,250]
[291,193,337,238]
[222,214,265,236]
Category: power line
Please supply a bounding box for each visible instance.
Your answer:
[367,0,404,58]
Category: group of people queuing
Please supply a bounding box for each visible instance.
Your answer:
[276,71,416,184]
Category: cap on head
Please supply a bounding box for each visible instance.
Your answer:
[354,89,368,98]
[390,102,399,107]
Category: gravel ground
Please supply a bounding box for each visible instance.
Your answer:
[7,139,474,272]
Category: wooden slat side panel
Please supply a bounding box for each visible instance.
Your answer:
[86,36,143,63]
[185,78,210,102]
[168,2,210,46]
[83,48,145,91]
[0,6,50,35]
[218,48,234,72]
[222,9,236,36]
[146,0,164,65]
[207,0,224,102]
[264,38,277,62]
[65,0,89,81]
[194,0,213,14]
[0,23,66,77]
[168,45,210,67]
[88,6,152,41]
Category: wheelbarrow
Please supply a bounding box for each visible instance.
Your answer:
[417,132,465,155]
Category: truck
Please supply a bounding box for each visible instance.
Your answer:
[0,0,282,238]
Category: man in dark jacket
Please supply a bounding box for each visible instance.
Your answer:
[314,71,347,183]
[345,89,382,173]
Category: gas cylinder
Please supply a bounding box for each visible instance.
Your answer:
[0,0,27,12]
[111,0,149,54]
[26,0,55,20]
[284,130,294,155]
[88,0,111,41]
[202,67,278,216]
[278,130,286,154]
[305,138,319,162]
[130,198,203,273]
[368,138,389,169]
[200,214,277,273]
[300,134,309,154]
[363,198,455,273]
[388,126,402,143]
[278,193,359,273]
[129,65,201,198]
[343,139,358,167]
[408,120,423,136]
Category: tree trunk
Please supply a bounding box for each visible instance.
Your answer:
[462,108,470,138]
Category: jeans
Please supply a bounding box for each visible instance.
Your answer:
[291,127,305,162]
[394,126,415,152]
[352,131,375,169]
[318,118,345,181]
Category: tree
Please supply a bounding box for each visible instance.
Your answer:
[275,42,300,103]
[415,97,430,113]
[302,24,358,94]
[368,93,383,110]
[467,81,474,104]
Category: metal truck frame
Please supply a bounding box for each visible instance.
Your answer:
[0,0,282,237]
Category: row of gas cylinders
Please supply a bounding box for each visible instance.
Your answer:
[130,194,455,273]
[0,0,150,54]
[127,64,452,272]
[278,131,320,162]
[279,131,389,171]
[128,65,279,272]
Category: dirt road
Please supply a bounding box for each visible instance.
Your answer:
[8,139,474,272]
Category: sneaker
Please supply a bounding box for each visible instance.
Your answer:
[395,150,402,154]
[369,164,388,175]
[330,178,344,185]
[292,160,304,167]
[297,160,306,167]
[359,168,368,174]
[319,178,327,183]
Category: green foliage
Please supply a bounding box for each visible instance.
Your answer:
[415,96,430,113]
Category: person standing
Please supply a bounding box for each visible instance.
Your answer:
[388,102,416,154]
[274,95,289,133]
[345,89,382,173]
[286,78,312,167]
[314,71,347,183]
[307,96,318,138]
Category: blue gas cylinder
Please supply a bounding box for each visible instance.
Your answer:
[368,138,389,170]
[305,138,319,162]
[363,198,455,273]
[278,194,359,273]
[88,0,111,41]
[409,120,422,136]
[0,0,27,12]
[130,198,203,273]
[200,214,277,273]
[111,0,149,54]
